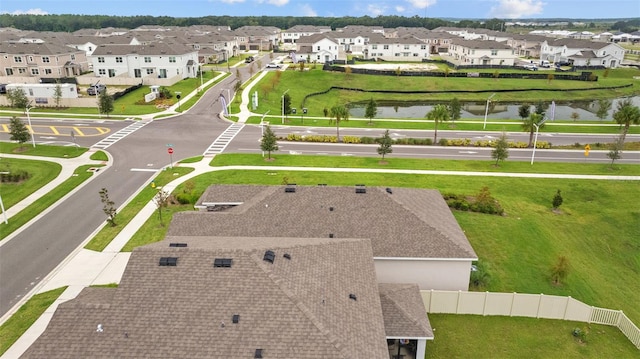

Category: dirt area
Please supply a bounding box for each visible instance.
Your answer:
[348,63,439,72]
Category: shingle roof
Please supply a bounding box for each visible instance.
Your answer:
[0,42,82,56]
[22,237,390,359]
[91,42,195,56]
[450,38,512,50]
[379,283,433,338]
[178,185,476,260]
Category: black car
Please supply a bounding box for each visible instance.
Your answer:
[87,84,106,96]
[245,56,254,63]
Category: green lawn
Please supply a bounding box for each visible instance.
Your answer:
[0,158,61,209]
[0,287,67,356]
[0,165,99,240]
[0,143,88,158]
[426,314,639,358]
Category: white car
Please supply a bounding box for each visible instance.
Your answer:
[266,63,281,69]
[523,63,538,71]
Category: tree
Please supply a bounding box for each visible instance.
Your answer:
[570,112,580,122]
[260,125,279,160]
[425,104,450,143]
[99,187,117,227]
[153,189,170,226]
[283,93,292,121]
[330,104,349,142]
[53,81,63,108]
[518,104,531,121]
[448,97,462,126]
[522,113,545,148]
[551,256,570,285]
[364,98,377,125]
[552,189,563,209]
[9,116,30,148]
[491,132,509,166]
[595,99,612,121]
[395,66,401,77]
[298,61,304,72]
[534,102,547,117]
[607,135,624,167]
[612,99,640,142]
[377,129,393,160]
[344,65,352,80]
[98,91,114,117]
[547,73,555,84]
[6,88,29,109]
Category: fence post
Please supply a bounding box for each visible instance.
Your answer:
[537,294,543,318]
[510,292,516,316]
[483,291,488,316]
[564,296,571,320]
[589,306,593,324]
[456,290,462,314]
[617,310,624,327]
[429,289,433,312]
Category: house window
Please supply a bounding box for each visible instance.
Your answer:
[404,45,410,50]
[413,53,419,57]
[98,69,106,75]
[116,57,123,63]
[45,68,52,74]
[31,68,39,75]
[70,54,75,60]
[6,68,13,75]
[169,57,176,63]
[394,53,400,56]
[42,56,50,63]
[144,57,151,63]
[29,89,34,96]
[89,46,92,51]
[98,57,105,63]
[317,46,320,51]
[28,56,34,62]
[372,45,377,49]
[383,45,389,50]
[491,50,498,56]
[421,45,426,50]
[14,56,22,63]
[134,69,141,77]
[18,68,26,74]
[146,68,154,74]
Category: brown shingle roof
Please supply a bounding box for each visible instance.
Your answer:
[177,185,476,260]
[379,283,433,338]
[22,237,389,359]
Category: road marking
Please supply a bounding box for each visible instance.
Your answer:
[130,168,161,172]
[1,124,8,132]
[203,123,245,156]
[458,151,478,154]
[72,127,86,136]
[49,126,60,135]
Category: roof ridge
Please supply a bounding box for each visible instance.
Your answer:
[380,285,427,332]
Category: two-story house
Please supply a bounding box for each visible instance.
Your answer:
[90,42,199,80]
[448,38,517,66]
[234,25,280,51]
[281,25,331,45]
[540,38,625,68]
[364,34,430,62]
[0,42,88,78]
[296,33,342,63]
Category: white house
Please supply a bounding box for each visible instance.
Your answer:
[296,33,342,63]
[363,35,430,62]
[281,25,331,44]
[448,39,517,66]
[540,38,625,68]
[90,42,199,80]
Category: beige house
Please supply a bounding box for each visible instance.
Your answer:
[448,38,518,66]
[0,42,88,78]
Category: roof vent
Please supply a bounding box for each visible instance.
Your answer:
[213,258,233,268]
[169,242,187,247]
[159,257,178,266]
[232,314,240,324]
[283,253,291,260]
[263,250,275,263]
[329,233,334,238]
[317,183,327,186]
[96,324,104,332]
[355,184,366,194]
[329,207,334,211]
[255,349,263,358]
[349,294,357,301]
[285,184,296,193]
[386,187,393,194]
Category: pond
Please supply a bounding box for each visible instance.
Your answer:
[349,96,640,121]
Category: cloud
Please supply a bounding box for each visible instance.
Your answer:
[406,0,437,9]
[396,5,406,12]
[266,0,289,5]
[219,0,245,4]
[367,4,387,16]
[4,8,48,15]
[300,4,317,16]
[490,0,545,18]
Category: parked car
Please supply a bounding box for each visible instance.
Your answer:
[87,84,106,96]
[245,56,254,63]
[555,60,572,67]
[524,64,538,71]
[265,63,281,69]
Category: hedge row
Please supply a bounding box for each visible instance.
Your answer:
[0,170,31,183]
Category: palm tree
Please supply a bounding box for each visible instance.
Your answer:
[425,104,450,143]
[613,99,640,142]
[522,113,545,147]
[330,104,349,142]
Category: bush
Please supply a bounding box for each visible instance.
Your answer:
[438,138,448,146]
[0,170,31,182]
[341,135,361,144]
[359,136,377,144]
[442,187,504,216]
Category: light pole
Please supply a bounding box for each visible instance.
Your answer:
[94,80,101,116]
[483,93,496,130]
[530,116,548,165]
[26,101,35,147]
[281,89,290,124]
[0,171,8,224]
[199,63,203,91]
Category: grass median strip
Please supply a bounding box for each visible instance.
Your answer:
[0,143,88,158]
[0,165,99,241]
[0,158,61,209]
[0,286,67,355]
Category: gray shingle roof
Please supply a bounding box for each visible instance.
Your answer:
[379,283,433,338]
[180,185,476,260]
[450,38,512,50]
[91,42,195,56]
[22,237,390,359]
[0,42,82,56]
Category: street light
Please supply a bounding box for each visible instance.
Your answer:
[25,101,35,147]
[0,171,8,224]
[483,93,496,130]
[199,63,203,91]
[281,89,290,124]
[94,79,100,116]
[530,116,548,165]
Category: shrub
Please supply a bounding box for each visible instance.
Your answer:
[470,260,492,290]
[359,136,376,144]
[0,170,31,182]
[341,135,361,144]
[438,138,448,146]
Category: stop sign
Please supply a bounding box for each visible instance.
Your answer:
[168,147,174,154]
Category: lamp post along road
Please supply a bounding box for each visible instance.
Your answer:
[0,171,8,224]
[530,117,548,165]
[483,93,496,130]
[25,102,36,147]
[95,80,100,117]
[281,89,290,124]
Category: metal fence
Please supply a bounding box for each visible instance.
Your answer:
[421,290,640,350]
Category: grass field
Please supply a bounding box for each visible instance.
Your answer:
[0,143,88,158]
[0,158,61,209]
[426,314,639,358]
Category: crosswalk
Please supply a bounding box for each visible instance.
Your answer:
[91,119,150,149]
[203,123,245,156]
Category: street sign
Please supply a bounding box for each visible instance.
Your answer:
[168,147,174,154]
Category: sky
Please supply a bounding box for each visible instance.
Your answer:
[0,0,638,20]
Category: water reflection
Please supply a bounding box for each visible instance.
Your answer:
[349,96,640,121]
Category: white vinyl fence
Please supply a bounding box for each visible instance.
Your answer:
[421,290,639,350]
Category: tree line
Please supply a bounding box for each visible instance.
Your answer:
[0,14,504,32]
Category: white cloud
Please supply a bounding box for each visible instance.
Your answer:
[367,4,387,16]
[219,0,245,4]
[4,8,48,15]
[396,5,406,12]
[300,4,317,16]
[490,0,545,18]
[267,0,289,5]
[406,0,437,9]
